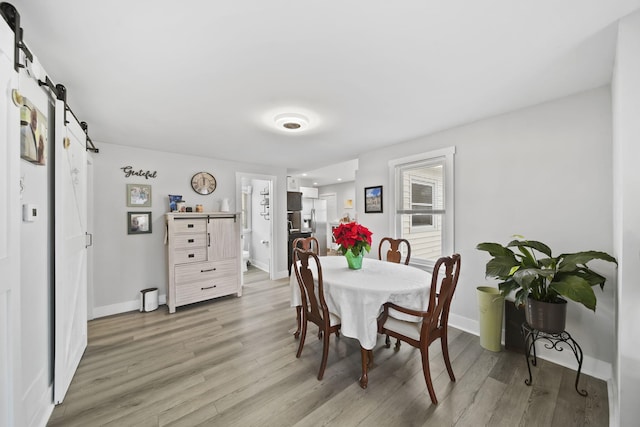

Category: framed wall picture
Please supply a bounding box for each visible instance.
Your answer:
[364,186,383,213]
[20,96,48,165]
[126,184,152,207]
[128,212,152,234]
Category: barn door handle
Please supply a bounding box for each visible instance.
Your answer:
[85,232,93,248]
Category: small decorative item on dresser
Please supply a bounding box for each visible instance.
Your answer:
[195,204,203,212]
[168,194,182,212]
[332,222,373,270]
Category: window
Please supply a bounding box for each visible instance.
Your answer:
[389,147,455,268]
[410,178,435,228]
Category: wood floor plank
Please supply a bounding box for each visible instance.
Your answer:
[550,366,588,426]
[455,376,507,427]
[47,273,609,427]
[485,351,534,427]
[519,359,564,426]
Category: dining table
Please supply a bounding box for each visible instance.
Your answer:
[289,255,432,388]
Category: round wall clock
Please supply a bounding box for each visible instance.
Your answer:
[191,172,217,195]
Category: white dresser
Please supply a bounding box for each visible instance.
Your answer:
[165,212,241,313]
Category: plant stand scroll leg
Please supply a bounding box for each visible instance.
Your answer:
[521,323,536,386]
[563,333,588,397]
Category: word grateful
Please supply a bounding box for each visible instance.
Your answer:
[121,166,157,180]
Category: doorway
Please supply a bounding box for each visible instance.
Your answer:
[236,172,275,283]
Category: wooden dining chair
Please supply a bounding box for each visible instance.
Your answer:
[292,236,320,339]
[377,253,461,404]
[293,248,341,380]
[378,237,411,265]
[293,236,320,254]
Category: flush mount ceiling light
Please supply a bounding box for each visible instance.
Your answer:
[274,113,309,132]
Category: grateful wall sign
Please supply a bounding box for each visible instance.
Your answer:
[121,166,157,179]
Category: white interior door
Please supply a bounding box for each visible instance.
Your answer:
[319,193,337,223]
[0,23,22,426]
[53,100,88,404]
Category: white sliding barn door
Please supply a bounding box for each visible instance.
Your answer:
[0,22,22,426]
[53,100,88,404]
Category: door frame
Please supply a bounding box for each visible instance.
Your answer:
[236,172,276,280]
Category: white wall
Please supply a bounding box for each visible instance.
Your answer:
[317,181,356,223]
[92,143,287,316]
[356,87,615,378]
[250,178,271,271]
[612,10,640,426]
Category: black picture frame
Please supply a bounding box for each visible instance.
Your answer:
[364,186,383,213]
[128,211,152,234]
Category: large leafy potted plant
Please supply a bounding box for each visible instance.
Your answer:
[476,237,617,333]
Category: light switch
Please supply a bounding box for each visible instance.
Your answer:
[23,204,38,222]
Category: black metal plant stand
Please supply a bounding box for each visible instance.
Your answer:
[520,322,587,396]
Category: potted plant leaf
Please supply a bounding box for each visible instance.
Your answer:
[476,236,617,333]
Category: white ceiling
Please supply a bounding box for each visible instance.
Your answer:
[9,0,640,185]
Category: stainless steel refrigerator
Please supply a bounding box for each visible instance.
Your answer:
[309,199,328,255]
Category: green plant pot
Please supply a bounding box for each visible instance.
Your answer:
[525,297,567,334]
[476,286,504,352]
[345,249,363,270]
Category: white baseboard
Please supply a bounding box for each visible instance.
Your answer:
[250,259,269,272]
[22,373,52,427]
[93,294,167,319]
[91,290,614,384]
[448,314,612,382]
[608,377,617,427]
[273,269,289,280]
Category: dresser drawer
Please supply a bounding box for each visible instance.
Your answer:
[175,276,239,306]
[173,219,207,234]
[173,247,208,264]
[173,234,207,249]
[175,259,237,283]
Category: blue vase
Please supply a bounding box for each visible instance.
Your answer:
[345,249,363,270]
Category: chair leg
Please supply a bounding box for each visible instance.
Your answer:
[420,346,438,405]
[318,329,330,380]
[296,318,307,358]
[395,338,401,351]
[441,331,456,382]
[385,334,391,348]
[294,306,301,339]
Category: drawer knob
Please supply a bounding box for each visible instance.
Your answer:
[201,285,217,290]
[188,254,195,258]
[188,239,194,243]
[187,224,194,228]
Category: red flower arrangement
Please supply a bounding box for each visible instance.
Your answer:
[332,222,373,257]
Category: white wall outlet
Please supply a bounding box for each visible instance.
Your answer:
[22,204,38,222]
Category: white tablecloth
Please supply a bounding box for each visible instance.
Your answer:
[290,256,432,349]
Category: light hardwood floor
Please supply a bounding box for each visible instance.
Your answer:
[48,273,608,426]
